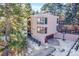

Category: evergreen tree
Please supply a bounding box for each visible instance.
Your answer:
[0,3,32,56]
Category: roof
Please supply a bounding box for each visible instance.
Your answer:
[31,13,58,18]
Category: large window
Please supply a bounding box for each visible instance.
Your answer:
[37,26,47,34]
[37,17,47,24]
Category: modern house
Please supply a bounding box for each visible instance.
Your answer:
[30,12,58,44]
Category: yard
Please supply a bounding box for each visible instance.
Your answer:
[27,32,79,56]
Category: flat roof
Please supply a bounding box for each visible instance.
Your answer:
[31,13,58,18]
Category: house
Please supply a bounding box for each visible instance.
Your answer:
[30,12,58,44]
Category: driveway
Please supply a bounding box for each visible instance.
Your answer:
[30,47,56,56]
[48,39,60,46]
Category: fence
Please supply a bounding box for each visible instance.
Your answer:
[54,32,79,40]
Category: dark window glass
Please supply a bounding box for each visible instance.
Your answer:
[45,27,47,33]
[45,18,47,24]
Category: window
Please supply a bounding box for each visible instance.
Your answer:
[57,18,59,23]
[45,27,47,33]
[37,26,41,33]
[37,26,47,34]
[45,18,47,24]
[37,17,47,24]
[37,18,41,24]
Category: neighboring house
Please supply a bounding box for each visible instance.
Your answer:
[30,12,58,44]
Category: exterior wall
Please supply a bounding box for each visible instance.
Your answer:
[31,14,58,44]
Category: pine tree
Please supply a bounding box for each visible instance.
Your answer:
[0,3,32,56]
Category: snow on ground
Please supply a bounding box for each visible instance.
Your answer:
[27,38,49,55]
[70,41,79,56]
[27,37,76,56]
[30,47,55,56]
[52,32,79,56]
[27,32,79,56]
[49,39,75,56]
[70,49,79,56]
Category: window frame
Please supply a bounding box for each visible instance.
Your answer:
[37,17,48,24]
[37,26,47,34]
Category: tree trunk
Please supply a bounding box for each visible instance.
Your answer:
[3,4,11,56]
